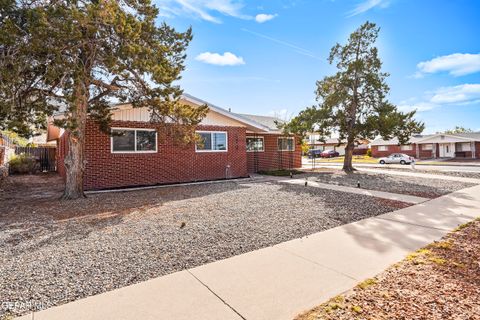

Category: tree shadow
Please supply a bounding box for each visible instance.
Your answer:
[0,173,251,252]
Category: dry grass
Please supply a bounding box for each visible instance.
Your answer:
[295,219,480,320]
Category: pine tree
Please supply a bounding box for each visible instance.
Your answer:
[0,0,207,198]
[283,22,424,172]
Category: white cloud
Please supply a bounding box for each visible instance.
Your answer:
[416,53,480,77]
[255,13,277,23]
[195,52,245,66]
[430,84,480,104]
[157,0,250,23]
[347,0,390,17]
[398,84,480,112]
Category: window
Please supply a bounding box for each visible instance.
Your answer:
[378,145,388,151]
[196,131,228,152]
[278,137,295,151]
[111,128,157,153]
[246,136,264,152]
[457,142,471,152]
[422,144,433,150]
[400,145,413,151]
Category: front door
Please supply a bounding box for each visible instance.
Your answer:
[439,143,455,158]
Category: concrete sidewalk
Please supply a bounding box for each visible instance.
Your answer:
[17,185,480,320]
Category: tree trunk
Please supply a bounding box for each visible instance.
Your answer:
[342,137,355,173]
[62,80,88,200]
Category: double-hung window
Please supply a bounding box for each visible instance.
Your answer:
[400,145,413,151]
[111,128,157,153]
[246,136,264,152]
[196,131,228,152]
[278,137,295,151]
[378,145,388,151]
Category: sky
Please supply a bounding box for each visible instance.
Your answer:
[155,0,480,134]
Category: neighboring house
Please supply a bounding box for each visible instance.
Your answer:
[371,132,480,159]
[47,94,301,190]
[305,134,369,156]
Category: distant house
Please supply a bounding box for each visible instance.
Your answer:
[47,94,302,190]
[371,132,480,159]
[305,134,370,155]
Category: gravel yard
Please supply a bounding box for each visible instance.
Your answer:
[0,174,407,318]
[295,170,475,198]
[378,166,480,179]
[296,218,480,320]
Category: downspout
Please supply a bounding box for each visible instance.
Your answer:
[225,164,231,179]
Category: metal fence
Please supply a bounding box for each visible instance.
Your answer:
[14,146,57,172]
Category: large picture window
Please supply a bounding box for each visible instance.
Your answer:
[246,136,264,152]
[111,128,157,153]
[378,145,388,151]
[422,144,433,151]
[400,145,413,151]
[278,137,295,151]
[196,131,228,152]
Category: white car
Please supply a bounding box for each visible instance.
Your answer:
[378,153,415,165]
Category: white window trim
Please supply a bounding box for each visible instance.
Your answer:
[378,145,388,151]
[277,137,295,152]
[422,143,433,151]
[400,145,413,151]
[246,136,265,152]
[195,130,228,153]
[111,127,157,154]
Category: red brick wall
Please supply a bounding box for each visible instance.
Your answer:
[79,120,248,190]
[371,144,438,159]
[246,135,302,173]
[476,142,480,159]
[371,145,417,158]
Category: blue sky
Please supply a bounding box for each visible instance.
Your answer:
[155,0,480,133]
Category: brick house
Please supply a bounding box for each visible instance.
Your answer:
[48,94,301,190]
[305,135,370,156]
[371,133,480,159]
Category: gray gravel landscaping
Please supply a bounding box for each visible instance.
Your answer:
[1,174,407,318]
[294,170,476,198]
[377,167,480,179]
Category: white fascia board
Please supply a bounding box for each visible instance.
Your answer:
[182,93,270,132]
[415,134,475,143]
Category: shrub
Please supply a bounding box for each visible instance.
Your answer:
[8,153,39,174]
[366,148,372,157]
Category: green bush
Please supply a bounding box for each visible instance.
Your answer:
[366,148,372,157]
[8,153,38,174]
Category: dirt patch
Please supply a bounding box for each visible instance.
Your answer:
[295,219,480,320]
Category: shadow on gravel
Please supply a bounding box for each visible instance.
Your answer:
[0,173,251,251]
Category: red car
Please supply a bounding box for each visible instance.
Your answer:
[320,150,340,158]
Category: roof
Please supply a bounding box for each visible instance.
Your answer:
[371,132,480,146]
[181,94,273,132]
[234,114,283,133]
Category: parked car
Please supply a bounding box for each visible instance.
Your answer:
[320,149,340,158]
[307,149,323,159]
[378,153,415,165]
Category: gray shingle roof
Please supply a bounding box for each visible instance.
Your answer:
[234,113,283,132]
